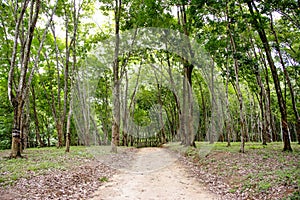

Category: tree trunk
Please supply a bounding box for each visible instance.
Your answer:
[225,58,231,147]
[247,1,292,151]
[8,0,41,158]
[227,6,246,153]
[21,96,30,151]
[250,36,270,145]
[31,86,45,147]
[270,13,300,144]
[59,8,70,148]
[166,50,182,142]
[65,101,72,152]
[11,100,24,158]
[177,4,195,147]
[122,70,129,146]
[66,0,80,150]
[111,0,122,153]
[260,49,277,141]
[209,60,215,144]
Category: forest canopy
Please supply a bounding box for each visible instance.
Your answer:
[0,0,299,156]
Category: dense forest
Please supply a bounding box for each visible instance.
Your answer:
[0,0,299,157]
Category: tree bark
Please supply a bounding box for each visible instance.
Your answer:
[225,56,231,147]
[270,13,300,144]
[31,86,45,147]
[259,48,277,141]
[65,101,72,152]
[111,0,122,153]
[227,5,246,153]
[9,0,41,158]
[177,4,195,147]
[209,59,215,144]
[247,1,292,151]
[21,95,30,151]
[122,70,129,146]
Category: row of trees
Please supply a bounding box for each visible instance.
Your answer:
[0,0,299,157]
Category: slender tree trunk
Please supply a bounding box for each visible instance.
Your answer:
[90,115,101,145]
[31,86,44,147]
[65,101,72,152]
[122,71,129,146]
[227,7,246,153]
[195,74,207,142]
[270,13,300,144]
[260,49,277,141]
[247,1,292,151]
[181,68,187,145]
[225,58,231,147]
[111,0,122,153]
[21,95,30,151]
[166,50,182,142]
[66,0,81,151]
[153,67,166,144]
[8,0,41,158]
[250,37,270,145]
[60,7,70,148]
[209,60,215,144]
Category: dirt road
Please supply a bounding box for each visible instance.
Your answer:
[90,147,218,200]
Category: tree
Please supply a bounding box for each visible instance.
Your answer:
[8,0,56,157]
[111,0,122,153]
[226,2,247,153]
[246,0,292,151]
[269,13,300,145]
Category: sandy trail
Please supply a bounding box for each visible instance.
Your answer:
[90,147,218,200]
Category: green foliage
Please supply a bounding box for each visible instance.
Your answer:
[99,176,108,182]
[0,0,299,153]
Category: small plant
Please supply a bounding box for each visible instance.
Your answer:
[229,187,237,193]
[249,145,262,149]
[99,176,108,182]
[285,190,300,200]
[258,182,271,191]
[262,155,269,160]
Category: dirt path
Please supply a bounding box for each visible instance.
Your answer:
[90,147,218,200]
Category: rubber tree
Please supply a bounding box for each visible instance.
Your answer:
[246,0,292,151]
[8,0,56,157]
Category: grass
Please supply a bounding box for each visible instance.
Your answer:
[99,176,109,182]
[0,145,135,188]
[166,141,300,199]
[0,146,96,187]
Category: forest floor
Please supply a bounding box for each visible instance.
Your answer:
[166,142,300,200]
[0,142,299,200]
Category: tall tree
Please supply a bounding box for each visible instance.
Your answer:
[226,3,247,153]
[269,13,300,144]
[246,0,292,151]
[8,0,56,157]
[177,2,196,147]
[111,0,122,152]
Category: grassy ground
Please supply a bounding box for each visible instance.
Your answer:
[1,143,299,199]
[0,146,99,187]
[166,142,300,199]
[0,146,135,199]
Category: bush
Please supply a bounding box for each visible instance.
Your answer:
[0,139,10,150]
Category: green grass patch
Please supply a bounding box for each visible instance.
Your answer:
[166,141,300,199]
[0,146,95,187]
[99,176,108,182]
[258,181,272,191]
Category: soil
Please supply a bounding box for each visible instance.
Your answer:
[90,147,219,200]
